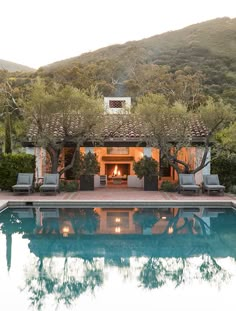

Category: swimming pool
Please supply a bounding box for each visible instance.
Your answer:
[1,204,236,310]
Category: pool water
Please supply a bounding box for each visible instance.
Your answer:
[0,206,236,310]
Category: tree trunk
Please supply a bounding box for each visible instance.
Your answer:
[4,110,12,154]
[51,155,59,173]
[59,146,81,177]
[47,145,61,173]
[166,143,211,176]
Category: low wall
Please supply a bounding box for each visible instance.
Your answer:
[127,175,144,188]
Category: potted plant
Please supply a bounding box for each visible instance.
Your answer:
[133,156,159,191]
[79,152,100,191]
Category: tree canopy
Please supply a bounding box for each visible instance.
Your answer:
[22,79,105,174]
[134,93,235,174]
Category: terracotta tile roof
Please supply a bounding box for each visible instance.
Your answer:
[103,114,143,141]
[26,114,209,144]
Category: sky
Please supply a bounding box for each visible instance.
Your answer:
[0,0,235,69]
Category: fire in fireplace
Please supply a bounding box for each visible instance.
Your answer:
[106,164,130,177]
[113,165,120,176]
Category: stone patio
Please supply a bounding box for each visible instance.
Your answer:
[0,186,235,203]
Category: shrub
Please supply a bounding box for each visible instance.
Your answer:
[0,153,35,190]
[229,185,236,194]
[64,181,79,192]
[80,152,100,175]
[59,180,79,192]
[160,180,177,192]
[211,153,236,190]
[59,181,66,192]
[133,156,159,179]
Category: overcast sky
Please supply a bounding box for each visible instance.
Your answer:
[1,0,235,69]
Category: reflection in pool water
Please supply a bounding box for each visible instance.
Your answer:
[0,206,236,310]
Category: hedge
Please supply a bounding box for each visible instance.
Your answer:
[0,153,36,191]
[211,154,236,190]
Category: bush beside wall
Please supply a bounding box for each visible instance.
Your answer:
[211,154,236,191]
[60,180,79,192]
[160,180,178,192]
[0,153,35,190]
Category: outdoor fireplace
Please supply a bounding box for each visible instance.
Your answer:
[106,164,130,179]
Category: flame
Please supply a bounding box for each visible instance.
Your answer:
[113,165,122,176]
[113,165,118,176]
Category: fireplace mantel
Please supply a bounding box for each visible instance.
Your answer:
[102,156,134,162]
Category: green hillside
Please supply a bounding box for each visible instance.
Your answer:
[0,59,35,72]
[38,17,236,105]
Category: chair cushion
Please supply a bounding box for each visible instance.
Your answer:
[45,175,57,184]
[18,175,30,184]
[182,175,194,185]
[206,176,218,185]
[205,185,225,189]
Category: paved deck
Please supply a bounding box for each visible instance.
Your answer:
[0,186,235,206]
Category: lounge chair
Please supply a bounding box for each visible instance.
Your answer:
[12,173,34,194]
[178,174,200,195]
[39,173,60,195]
[203,174,225,195]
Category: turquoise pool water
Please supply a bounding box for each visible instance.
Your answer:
[0,205,236,310]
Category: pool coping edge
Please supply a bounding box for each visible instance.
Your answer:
[1,199,236,209]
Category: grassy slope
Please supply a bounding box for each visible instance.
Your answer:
[0,59,35,72]
[43,17,236,70]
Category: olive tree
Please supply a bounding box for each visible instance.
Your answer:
[134,93,234,175]
[23,79,104,174]
[215,122,236,154]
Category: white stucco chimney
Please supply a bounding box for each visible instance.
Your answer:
[104,97,131,114]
